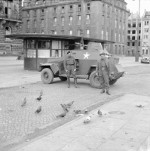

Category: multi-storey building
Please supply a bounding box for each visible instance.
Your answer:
[22,0,129,56]
[127,13,141,56]
[141,11,150,55]
[0,0,23,55]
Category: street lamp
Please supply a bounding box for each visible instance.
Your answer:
[133,0,141,62]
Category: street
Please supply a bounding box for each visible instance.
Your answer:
[0,57,150,151]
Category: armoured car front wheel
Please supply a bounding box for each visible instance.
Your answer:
[89,71,101,89]
[41,68,54,84]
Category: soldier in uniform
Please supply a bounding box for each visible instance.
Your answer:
[64,51,77,88]
[96,52,111,95]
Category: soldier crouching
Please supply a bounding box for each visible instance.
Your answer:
[64,51,77,88]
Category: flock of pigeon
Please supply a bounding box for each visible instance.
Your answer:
[21,90,104,124]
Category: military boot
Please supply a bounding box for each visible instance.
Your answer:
[106,89,110,95]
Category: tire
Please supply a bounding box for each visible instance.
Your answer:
[89,71,101,89]
[59,76,67,81]
[41,68,54,84]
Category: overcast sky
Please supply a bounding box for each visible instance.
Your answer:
[125,0,150,16]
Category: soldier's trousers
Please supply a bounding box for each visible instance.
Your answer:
[66,69,77,87]
[100,70,109,90]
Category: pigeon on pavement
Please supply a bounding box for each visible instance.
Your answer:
[83,116,91,124]
[40,90,43,96]
[74,110,82,114]
[35,106,42,114]
[36,95,42,101]
[65,101,74,108]
[56,111,67,118]
[21,97,27,107]
[98,110,103,116]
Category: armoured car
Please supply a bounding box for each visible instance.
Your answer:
[39,42,124,88]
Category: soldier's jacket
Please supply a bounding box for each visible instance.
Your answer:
[64,55,76,70]
[96,57,111,76]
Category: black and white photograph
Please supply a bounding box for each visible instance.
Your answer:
[0,0,150,150]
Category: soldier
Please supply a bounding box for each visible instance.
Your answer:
[64,51,77,88]
[96,52,111,95]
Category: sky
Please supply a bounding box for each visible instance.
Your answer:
[125,0,150,16]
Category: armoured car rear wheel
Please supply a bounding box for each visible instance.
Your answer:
[59,77,67,81]
[41,68,54,84]
[89,71,101,89]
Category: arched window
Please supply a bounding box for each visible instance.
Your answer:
[5,26,12,41]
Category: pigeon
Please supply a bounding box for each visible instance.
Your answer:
[98,110,103,116]
[84,109,89,114]
[21,97,27,107]
[40,90,43,96]
[60,104,69,112]
[35,106,42,114]
[65,101,74,108]
[56,111,67,118]
[74,110,82,114]
[36,95,42,101]
[83,116,91,124]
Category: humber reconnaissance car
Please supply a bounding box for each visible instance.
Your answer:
[39,42,124,88]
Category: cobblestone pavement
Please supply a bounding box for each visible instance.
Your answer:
[0,78,119,150]
[0,56,150,151]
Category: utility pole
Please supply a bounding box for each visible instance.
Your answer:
[135,0,141,62]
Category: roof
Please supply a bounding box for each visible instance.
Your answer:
[5,33,115,44]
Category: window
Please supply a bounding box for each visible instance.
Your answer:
[41,19,44,28]
[145,21,149,25]
[132,23,136,27]
[128,23,131,28]
[132,36,135,40]
[34,20,36,29]
[27,20,30,29]
[127,42,130,46]
[53,17,57,26]
[5,27,12,41]
[69,16,73,25]
[128,30,130,34]
[62,6,65,13]
[132,42,135,46]
[86,14,90,24]
[77,15,81,25]
[27,11,30,17]
[87,3,90,11]
[41,9,44,15]
[132,30,136,34]
[78,4,81,12]
[54,7,57,14]
[70,5,73,11]
[61,17,65,26]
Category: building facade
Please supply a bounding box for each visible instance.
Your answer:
[141,11,150,55]
[22,0,129,56]
[0,0,23,55]
[127,13,141,56]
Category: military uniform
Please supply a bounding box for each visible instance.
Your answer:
[96,54,110,95]
[64,53,77,88]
